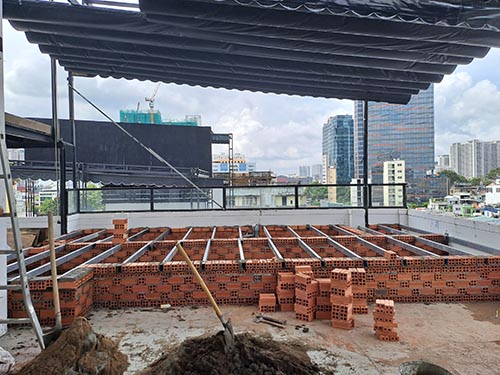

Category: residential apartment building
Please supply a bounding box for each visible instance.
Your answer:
[353,86,435,201]
[383,160,405,207]
[299,165,311,177]
[322,115,354,185]
[311,164,322,181]
[450,139,500,178]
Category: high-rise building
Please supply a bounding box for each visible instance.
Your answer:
[311,164,322,181]
[322,115,354,185]
[383,160,405,206]
[450,140,500,178]
[434,154,451,174]
[353,86,435,196]
[299,165,311,177]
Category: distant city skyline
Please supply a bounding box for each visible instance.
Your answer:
[3,24,500,177]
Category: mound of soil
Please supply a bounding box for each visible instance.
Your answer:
[140,331,321,375]
[16,317,129,375]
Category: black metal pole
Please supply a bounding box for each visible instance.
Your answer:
[363,100,369,227]
[51,57,67,234]
[68,72,77,188]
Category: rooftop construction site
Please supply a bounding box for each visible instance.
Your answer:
[2,0,500,374]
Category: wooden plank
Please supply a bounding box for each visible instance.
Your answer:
[5,113,52,135]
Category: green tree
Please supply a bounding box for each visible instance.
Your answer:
[303,182,328,206]
[468,177,482,186]
[37,198,58,216]
[483,167,500,185]
[438,170,467,185]
[81,182,105,211]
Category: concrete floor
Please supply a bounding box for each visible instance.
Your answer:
[1,302,499,374]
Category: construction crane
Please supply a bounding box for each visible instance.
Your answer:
[145,82,161,124]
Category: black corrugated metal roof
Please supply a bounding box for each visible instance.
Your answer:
[4,0,500,104]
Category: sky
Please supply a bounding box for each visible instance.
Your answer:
[3,22,500,175]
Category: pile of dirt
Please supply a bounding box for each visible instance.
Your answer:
[16,317,129,375]
[140,331,321,375]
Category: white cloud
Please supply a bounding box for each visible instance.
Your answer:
[3,22,500,175]
[435,71,500,156]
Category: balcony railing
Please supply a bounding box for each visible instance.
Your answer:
[66,183,407,214]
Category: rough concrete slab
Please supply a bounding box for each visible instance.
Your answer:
[1,302,499,374]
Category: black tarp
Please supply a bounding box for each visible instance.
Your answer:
[4,0,500,103]
[23,118,213,175]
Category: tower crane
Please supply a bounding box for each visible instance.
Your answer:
[145,82,161,124]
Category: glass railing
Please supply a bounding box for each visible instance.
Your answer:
[65,183,406,214]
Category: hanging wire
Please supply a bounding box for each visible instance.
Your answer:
[68,83,224,210]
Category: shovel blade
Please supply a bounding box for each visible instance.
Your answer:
[222,319,236,353]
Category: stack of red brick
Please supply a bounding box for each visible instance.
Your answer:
[373,299,399,341]
[315,278,332,320]
[258,293,276,313]
[112,218,128,244]
[294,266,318,322]
[277,272,295,312]
[331,269,354,330]
[351,268,368,314]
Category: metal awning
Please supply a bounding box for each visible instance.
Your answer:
[4,0,500,104]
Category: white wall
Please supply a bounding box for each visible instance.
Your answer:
[66,208,407,231]
[408,209,500,249]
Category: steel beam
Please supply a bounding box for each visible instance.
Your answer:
[330,224,355,236]
[10,242,97,282]
[376,224,407,235]
[69,229,107,243]
[237,239,245,261]
[123,229,170,263]
[306,225,363,259]
[287,226,322,260]
[262,226,284,261]
[359,226,438,257]
[127,227,150,242]
[7,244,66,274]
[414,237,472,256]
[77,243,122,267]
[162,227,193,262]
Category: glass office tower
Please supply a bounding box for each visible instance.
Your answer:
[353,86,435,201]
[322,115,354,184]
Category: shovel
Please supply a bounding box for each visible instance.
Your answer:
[175,242,236,352]
[42,212,63,347]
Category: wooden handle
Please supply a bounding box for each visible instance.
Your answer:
[48,213,62,330]
[175,243,223,320]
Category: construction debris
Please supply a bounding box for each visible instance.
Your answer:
[254,314,286,328]
[139,331,320,375]
[15,318,129,375]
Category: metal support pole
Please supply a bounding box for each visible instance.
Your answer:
[59,143,67,234]
[68,72,77,188]
[363,100,369,227]
[51,57,67,234]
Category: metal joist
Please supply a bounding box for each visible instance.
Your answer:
[359,226,439,257]
[262,226,284,261]
[306,225,363,260]
[377,224,407,235]
[162,227,193,263]
[77,243,123,267]
[126,227,150,242]
[414,237,472,256]
[331,224,394,258]
[7,244,66,274]
[122,229,170,263]
[69,229,107,243]
[287,226,322,260]
[201,227,217,263]
[10,242,97,282]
